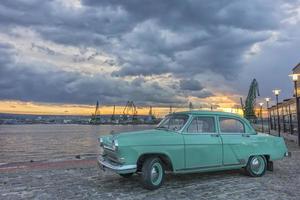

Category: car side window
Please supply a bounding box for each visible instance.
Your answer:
[168,117,187,131]
[187,117,215,133]
[219,117,245,133]
[187,118,198,132]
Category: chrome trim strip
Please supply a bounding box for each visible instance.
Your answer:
[176,163,244,172]
[176,164,221,171]
[98,156,137,172]
[103,145,114,151]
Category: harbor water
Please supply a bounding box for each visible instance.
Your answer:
[0,124,155,164]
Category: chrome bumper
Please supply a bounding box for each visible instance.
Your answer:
[97,156,137,174]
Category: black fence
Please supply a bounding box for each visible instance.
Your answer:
[269,101,298,135]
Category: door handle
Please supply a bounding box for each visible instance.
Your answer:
[211,134,220,137]
[242,134,250,137]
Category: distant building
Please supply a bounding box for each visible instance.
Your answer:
[269,98,296,134]
[268,62,300,134]
[293,62,300,73]
[293,63,300,96]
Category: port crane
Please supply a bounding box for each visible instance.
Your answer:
[169,106,173,114]
[122,101,138,122]
[189,102,193,111]
[147,106,156,123]
[149,106,153,116]
[111,105,116,121]
[90,101,101,124]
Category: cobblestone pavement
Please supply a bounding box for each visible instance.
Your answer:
[1,140,300,200]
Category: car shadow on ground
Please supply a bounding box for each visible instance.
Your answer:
[95,168,246,192]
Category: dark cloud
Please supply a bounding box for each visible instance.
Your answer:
[31,43,57,56]
[89,0,282,78]
[179,79,204,91]
[0,43,13,65]
[83,0,281,31]
[0,0,283,77]
[191,90,214,99]
[0,44,185,105]
[0,0,296,105]
[178,78,214,98]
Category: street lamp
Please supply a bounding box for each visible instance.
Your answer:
[273,89,281,137]
[290,74,300,146]
[265,98,271,134]
[259,102,264,133]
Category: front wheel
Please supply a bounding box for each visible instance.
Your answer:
[140,157,165,190]
[245,155,267,177]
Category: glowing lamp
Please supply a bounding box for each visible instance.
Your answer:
[272,89,281,96]
[289,74,300,82]
[265,98,270,102]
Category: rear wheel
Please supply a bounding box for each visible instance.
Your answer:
[140,157,165,190]
[119,173,133,178]
[245,155,267,177]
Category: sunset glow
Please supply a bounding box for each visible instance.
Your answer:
[0,97,243,117]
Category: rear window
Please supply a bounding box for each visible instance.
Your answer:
[219,117,245,133]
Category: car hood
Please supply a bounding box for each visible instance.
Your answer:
[113,129,164,138]
[100,129,181,147]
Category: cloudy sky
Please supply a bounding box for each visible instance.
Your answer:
[0,0,299,115]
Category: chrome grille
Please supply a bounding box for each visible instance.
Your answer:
[103,148,119,163]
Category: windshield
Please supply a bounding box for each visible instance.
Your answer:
[156,114,189,131]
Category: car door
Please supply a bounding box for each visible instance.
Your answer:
[218,116,254,166]
[183,116,222,169]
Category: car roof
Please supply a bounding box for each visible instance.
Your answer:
[173,110,242,118]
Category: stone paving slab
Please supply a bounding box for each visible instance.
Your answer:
[1,140,300,200]
[0,159,96,173]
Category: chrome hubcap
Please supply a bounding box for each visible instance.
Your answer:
[251,158,261,172]
[252,158,259,165]
[151,167,159,182]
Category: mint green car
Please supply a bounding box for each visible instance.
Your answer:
[98,111,290,190]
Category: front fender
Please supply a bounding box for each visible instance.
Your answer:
[118,144,185,171]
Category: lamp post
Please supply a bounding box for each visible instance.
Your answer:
[273,89,281,137]
[259,102,264,133]
[265,98,271,134]
[290,74,300,146]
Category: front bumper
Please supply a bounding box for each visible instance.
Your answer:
[97,155,137,174]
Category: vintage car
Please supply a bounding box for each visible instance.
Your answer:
[97,111,290,190]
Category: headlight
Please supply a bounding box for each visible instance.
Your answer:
[112,139,119,151]
[98,137,103,147]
